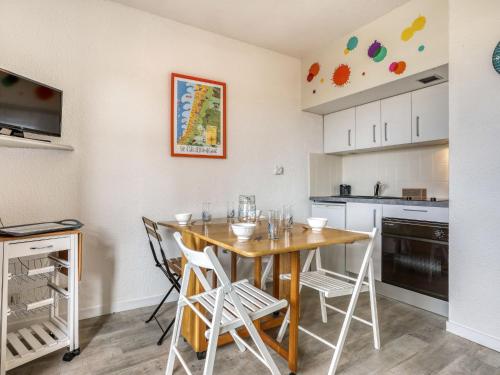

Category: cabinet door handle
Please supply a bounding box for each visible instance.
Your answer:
[372,125,376,143]
[403,208,428,213]
[373,209,376,228]
[348,129,351,147]
[30,245,54,250]
[384,122,388,142]
[416,116,420,137]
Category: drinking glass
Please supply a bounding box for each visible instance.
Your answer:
[202,201,212,222]
[282,204,293,230]
[268,209,281,240]
[226,201,235,219]
[247,204,257,222]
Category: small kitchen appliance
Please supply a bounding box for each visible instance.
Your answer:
[339,184,351,196]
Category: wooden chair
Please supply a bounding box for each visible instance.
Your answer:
[142,217,183,345]
[166,232,287,375]
[276,228,380,375]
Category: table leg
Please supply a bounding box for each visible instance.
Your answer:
[254,257,262,289]
[289,251,300,373]
[231,252,237,282]
[273,254,280,299]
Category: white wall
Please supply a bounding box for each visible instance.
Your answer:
[301,0,448,110]
[341,145,448,198]
[0,0,322,318]
[447,0,500,351]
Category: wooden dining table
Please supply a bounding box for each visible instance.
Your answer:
[159,218,368,374]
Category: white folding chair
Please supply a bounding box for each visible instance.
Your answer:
[166,232,287,375]
[276,228,380,375]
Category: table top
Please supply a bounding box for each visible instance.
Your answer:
[159,219,368,258]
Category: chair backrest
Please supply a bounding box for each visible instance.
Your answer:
[173,232,232,290]
[142,217,168,265]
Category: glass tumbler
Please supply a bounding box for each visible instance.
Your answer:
[282,204,293,230]
[202,201,212,222]
[268,209,281,240]
[226,201,235,219]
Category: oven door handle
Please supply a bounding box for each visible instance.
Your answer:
[382,233,448,245]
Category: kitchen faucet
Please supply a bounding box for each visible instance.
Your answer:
[374,181,383,197]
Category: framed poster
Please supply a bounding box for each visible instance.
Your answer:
[171,73,226,158]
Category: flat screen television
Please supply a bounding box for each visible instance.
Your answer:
[0,68,62,137]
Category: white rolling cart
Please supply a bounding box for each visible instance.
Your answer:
[0,231,80,374]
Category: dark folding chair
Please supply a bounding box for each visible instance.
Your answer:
[142,217,183,345]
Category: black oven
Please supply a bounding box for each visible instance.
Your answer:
[382,217,448,301]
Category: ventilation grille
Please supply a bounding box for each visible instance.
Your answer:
[417,75,443,84]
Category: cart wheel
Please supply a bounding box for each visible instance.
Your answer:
[196,351,206,360]
[63,348,81,362]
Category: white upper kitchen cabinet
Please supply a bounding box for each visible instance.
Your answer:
[411,82,449,143]
[355,101,381,150]
[380,92,412,147]
[345,202,382,281]
[324,108,355,153]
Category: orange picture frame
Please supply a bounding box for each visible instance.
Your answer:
[170,73,227,159]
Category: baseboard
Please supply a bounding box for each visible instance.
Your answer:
[376,281,449,317]
[447,320,500,352]
[79,291,179,320]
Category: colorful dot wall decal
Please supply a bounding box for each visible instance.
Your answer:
[1,74,19,87]
[368,41,381,58]
[332,64,351,87]
[401,15,426,41]
[35,86,55,100]
[373,46,387,62]
[344,36,358,55]
[418,44,425,52]
[389,61,407,75]
[320,78,325,83]
[306,62,320,82]
[368,40,387,63]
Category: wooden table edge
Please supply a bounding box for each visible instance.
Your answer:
[158,221,369,257]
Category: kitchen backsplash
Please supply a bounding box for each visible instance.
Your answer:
[342,144,449,199]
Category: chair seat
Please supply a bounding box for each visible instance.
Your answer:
[165,257,183,275]
[280,271,368,298]
[189,280,287,336]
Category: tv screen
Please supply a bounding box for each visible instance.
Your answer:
[0,68,62,137]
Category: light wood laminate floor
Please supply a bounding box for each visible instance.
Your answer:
[9,289,500,375]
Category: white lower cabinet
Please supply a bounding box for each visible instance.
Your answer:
[345,202,382,281]
[311,203,346,273]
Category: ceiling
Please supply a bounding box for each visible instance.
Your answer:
[110,0,410,58]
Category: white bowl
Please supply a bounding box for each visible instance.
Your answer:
[307,217,328,232]
[175,213,192,225]
[231,223,256,241]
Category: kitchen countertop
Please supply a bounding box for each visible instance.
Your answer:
[310,196,449,208]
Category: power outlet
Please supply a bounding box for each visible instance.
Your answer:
[273,166,284,175]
